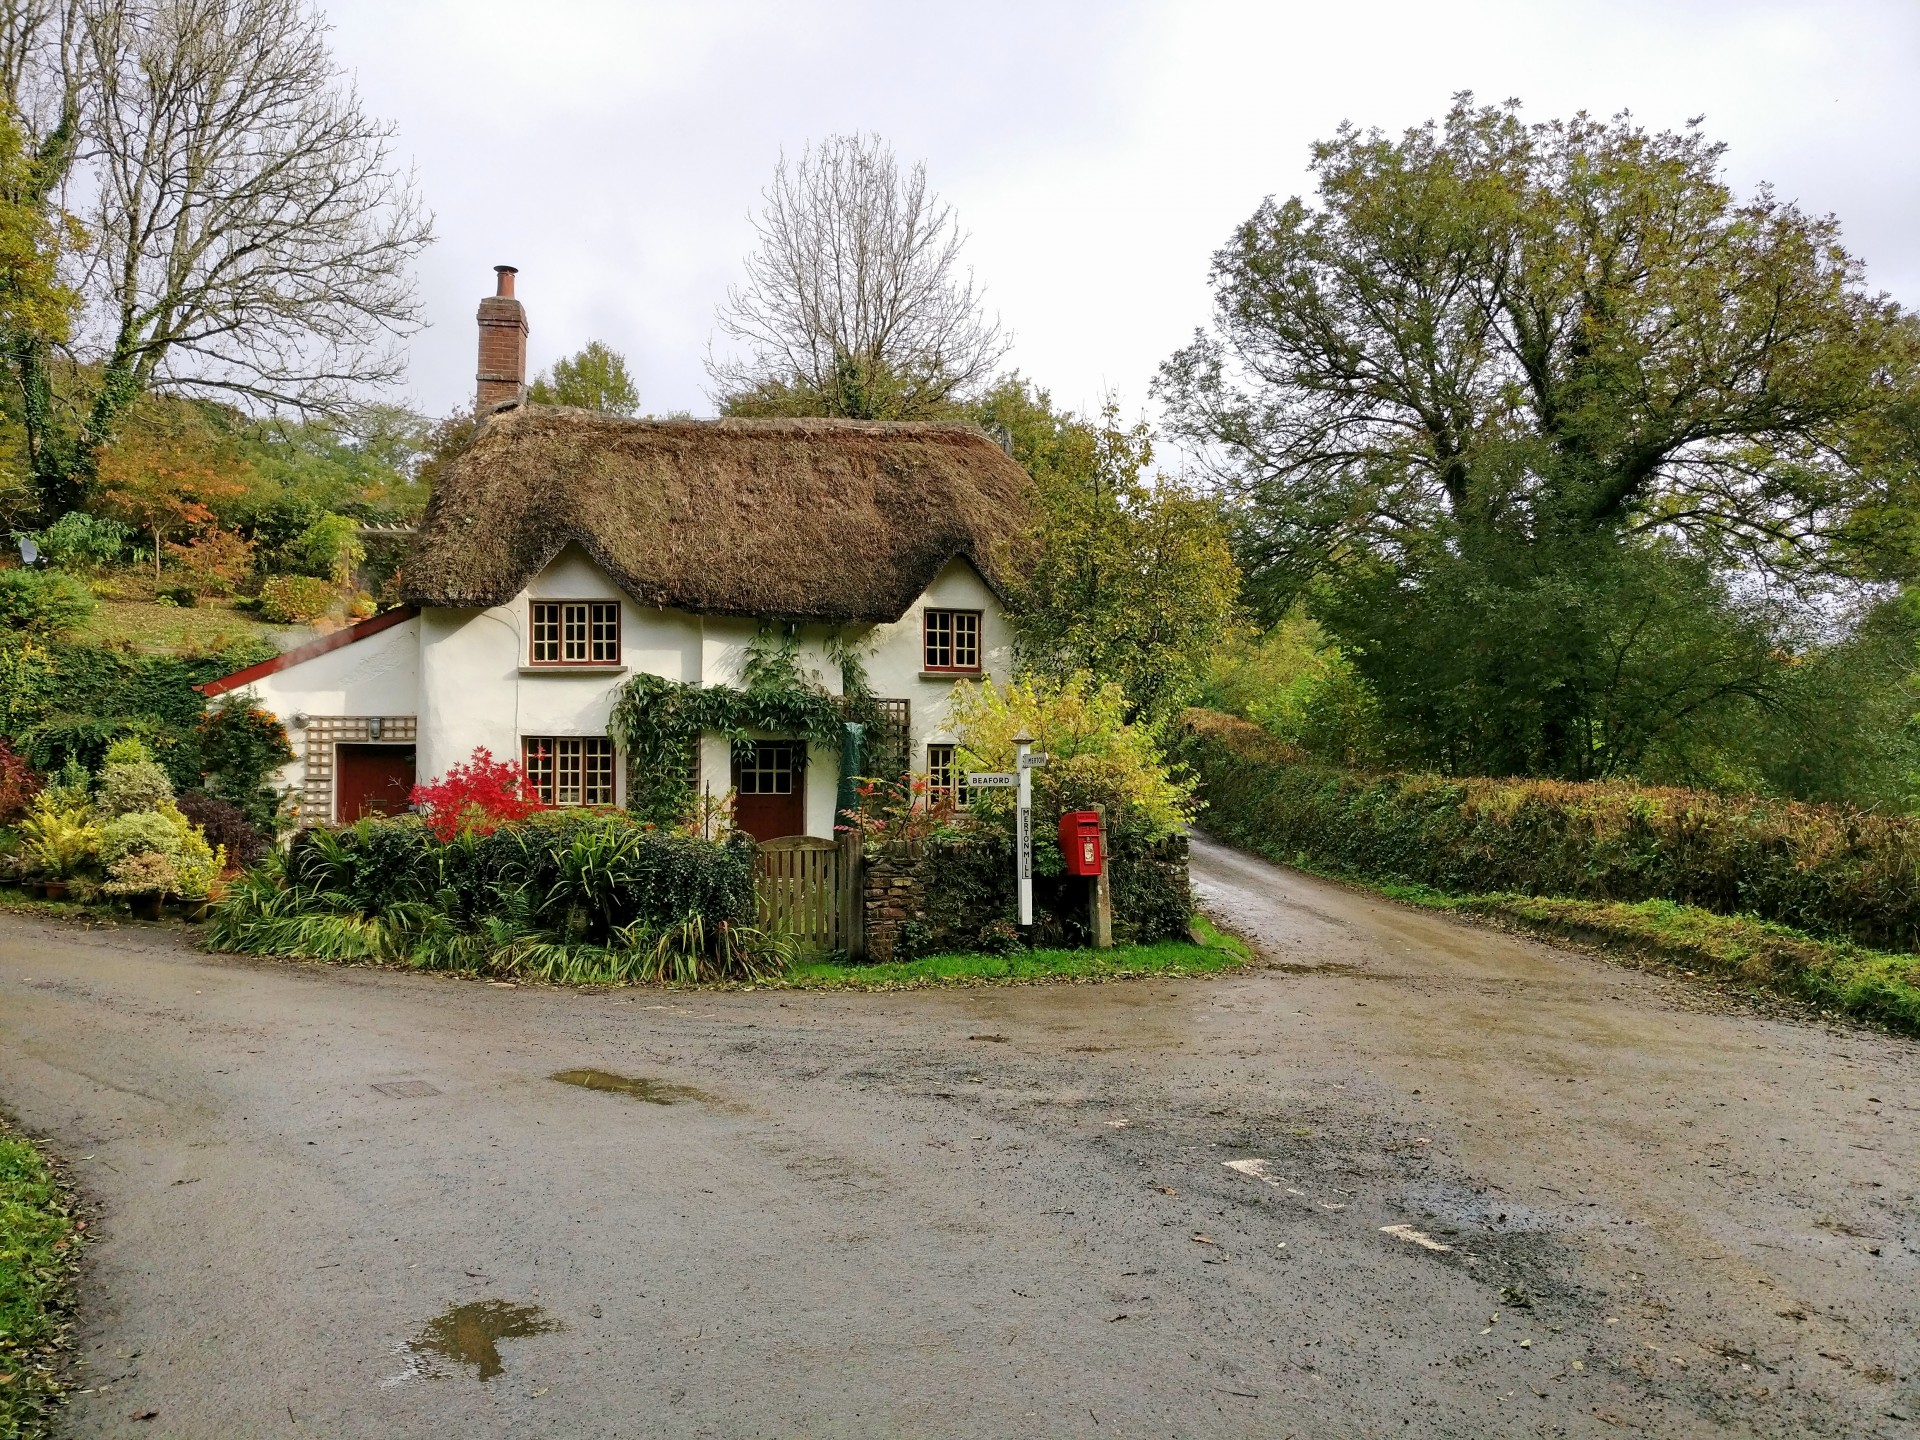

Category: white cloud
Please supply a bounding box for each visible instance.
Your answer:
[320,0,1920,423]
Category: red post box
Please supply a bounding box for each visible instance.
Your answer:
[1059,810,1104,876]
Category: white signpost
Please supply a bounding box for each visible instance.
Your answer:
[1016,734,1048,926]
[964,738,1048,926]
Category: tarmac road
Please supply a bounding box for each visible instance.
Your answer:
[1,835,1916,1438]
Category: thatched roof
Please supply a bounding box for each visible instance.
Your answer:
[398,407,1034,621]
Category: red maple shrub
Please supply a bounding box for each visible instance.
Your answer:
[409,746,547,840]
[0,739,41,821]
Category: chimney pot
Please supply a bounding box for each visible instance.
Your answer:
[475,264,528,411]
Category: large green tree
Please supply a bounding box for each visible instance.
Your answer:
[975,378,1240,728]
[529,340,640,415]
[1158,96,1920,779]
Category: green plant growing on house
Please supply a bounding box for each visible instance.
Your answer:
[607,623,850,824]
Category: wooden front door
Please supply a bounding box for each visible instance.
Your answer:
[732,741,805,843]
[336,744,416,823]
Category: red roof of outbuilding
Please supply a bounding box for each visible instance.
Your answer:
[195,606,419,699]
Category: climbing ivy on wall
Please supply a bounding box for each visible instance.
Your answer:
[606,625,861,824]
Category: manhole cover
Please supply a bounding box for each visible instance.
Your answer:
[371,1081,442,1098]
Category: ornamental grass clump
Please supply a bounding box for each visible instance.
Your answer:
[208,810,786,984]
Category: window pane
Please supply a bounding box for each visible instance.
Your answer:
[590,603,620,663]
[584,737,615,805]
[925,610,952,669]
[953,613,980,669]
[928,743,955,800]
[561,604,589,662]
[555,737,583,804]
[738,741,796,795]
[531,604,561,664]
[523,738,555,804]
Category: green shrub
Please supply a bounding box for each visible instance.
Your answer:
[256,575,337,623]
[98,809,182,864]
[216,812,770,982]
[30,510,132,570]
[292,512,365,583]
[0,1120,81,1440]
[1180,707,1920,954]
[196,694,294,830]
[0,640,274,788]
[0,567,94,640]
[96,757,174,817]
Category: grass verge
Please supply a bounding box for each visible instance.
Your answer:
[0,1119,81,1440]
[779,915,1251,990]
[1342,872,1920,1033]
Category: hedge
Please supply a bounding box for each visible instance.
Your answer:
[914,828,1192,952]
[1179,708,1920,954]
[279,811,758,940]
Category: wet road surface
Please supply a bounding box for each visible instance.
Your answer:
[0,836,1915,1437]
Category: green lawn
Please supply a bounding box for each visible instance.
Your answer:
[779,916,1251,989]
[77,598,296,657]
[0,1120,80,1439]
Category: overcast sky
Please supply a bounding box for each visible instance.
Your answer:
[321,0,1920,429]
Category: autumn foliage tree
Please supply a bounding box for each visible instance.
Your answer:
[409,746,546,840]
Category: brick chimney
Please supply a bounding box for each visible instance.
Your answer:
[475,265,527,411]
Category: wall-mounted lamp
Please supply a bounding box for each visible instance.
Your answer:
[368,716,384,741]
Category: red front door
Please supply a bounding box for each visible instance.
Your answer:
[336,744,416,823]
[732,741,805,842]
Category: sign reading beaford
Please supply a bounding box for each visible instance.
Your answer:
[964,772,1016,788]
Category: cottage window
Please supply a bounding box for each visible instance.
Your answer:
[735,741,800,795]
[923,609,981,673]
[522,737,616,806]
[530,601,620,664]
[927,743,961,804]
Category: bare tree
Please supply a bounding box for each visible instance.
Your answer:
[0,0,433,515]
[709,132,1006,420]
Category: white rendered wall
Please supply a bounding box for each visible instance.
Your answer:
[229,545,1012,837]
[861,557,1015,766]
[236,615,421,801]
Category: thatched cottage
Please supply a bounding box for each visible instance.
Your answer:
[199,267,1029,841]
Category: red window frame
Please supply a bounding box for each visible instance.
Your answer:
[922,609,982,673]
[927,743,962,805]
[521,736,616,806]
[529,600,621,665]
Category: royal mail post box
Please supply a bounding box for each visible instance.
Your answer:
[1060,811,1104,876]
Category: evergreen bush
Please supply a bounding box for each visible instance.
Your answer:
[256,575,337,623]
[0,568,94,640]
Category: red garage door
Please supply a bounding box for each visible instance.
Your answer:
[335,744,416,823]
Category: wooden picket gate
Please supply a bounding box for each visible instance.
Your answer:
[754,835,861,955]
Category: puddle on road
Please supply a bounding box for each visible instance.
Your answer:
[550,1068,709,1105]
[409,1299,562,1381]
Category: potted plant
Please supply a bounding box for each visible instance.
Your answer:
[18,797,98,900]
[104,850,181,921]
